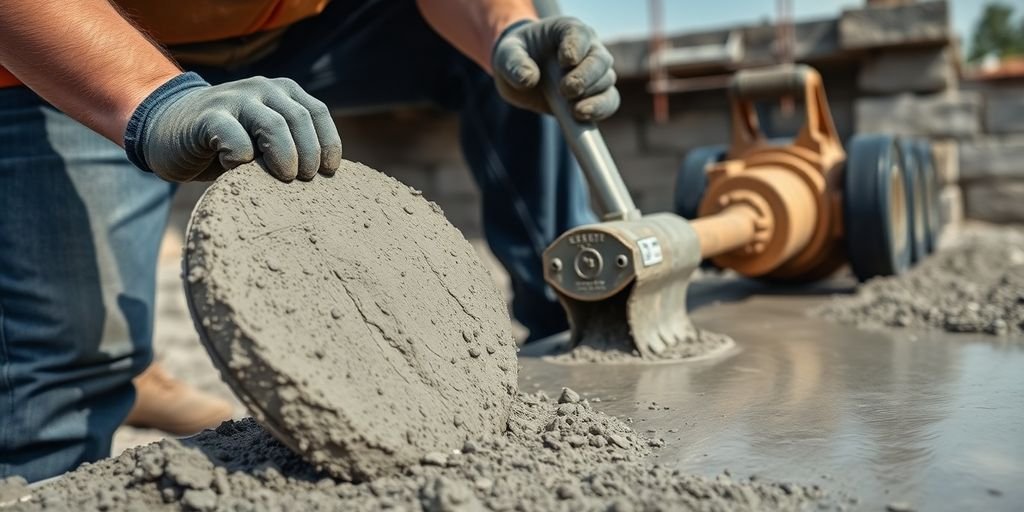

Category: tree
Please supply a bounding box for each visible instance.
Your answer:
[968,2,1024,63]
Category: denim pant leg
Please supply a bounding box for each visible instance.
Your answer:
[0,89,173,481]
[220,0,597,340]
[452,70,597,340]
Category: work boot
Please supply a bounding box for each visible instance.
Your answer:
[124,363,234,435]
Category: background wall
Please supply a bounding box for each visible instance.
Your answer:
[172,0,1024,244]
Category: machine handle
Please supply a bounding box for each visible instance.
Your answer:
[731,64,812,101]
[533,0,640,221]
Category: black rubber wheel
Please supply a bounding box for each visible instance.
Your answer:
[673,145,726,219]
[843,134,912,281]
[914,139,941,254]
[897,138,928,263]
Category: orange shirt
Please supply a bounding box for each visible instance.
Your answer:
[0,70,19,89]
[0,0,330,88]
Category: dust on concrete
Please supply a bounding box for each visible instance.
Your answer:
[816,224,1024,335]
[544,328,733,364]
[183,161,518,481]
[17,389,832,511]
[0,477,29,507]
[541,282,734,364]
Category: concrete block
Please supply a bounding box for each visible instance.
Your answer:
[757,99,853,141]
[630,18,839,78]
[606,39,647,79]
[644,108,731,154]
[375,164,435,197]
[964,179,1024,223]
[958,136,1024,181]
[430,193,482,238]
[634,189,675,215]
[858,48,954,94]
[762,104,807,139]
[854,92,981,138]
[616,154,681,191]
[930,139,959,185]
[792,18,842,61]
[985,88,1024,134]
[603,154,681,215]
[938,184,963,227]
[432,164,477,197]
[600,116,644,156]
[819,96,857,140]
[334,110,463,166]
[839,1,949,50]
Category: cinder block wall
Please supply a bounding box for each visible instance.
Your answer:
[957,78,1024,223]
[332,112,484,237]
[332,1,1024,241]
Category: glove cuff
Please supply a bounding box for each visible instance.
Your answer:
[492,19,534,57]
[124,72,210,173]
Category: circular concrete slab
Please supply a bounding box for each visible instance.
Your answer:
[184,161,517,481]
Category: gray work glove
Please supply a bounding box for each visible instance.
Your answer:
[124,73,342,182]
[491,17,619,122]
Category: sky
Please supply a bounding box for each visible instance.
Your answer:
[559,0,1014,53]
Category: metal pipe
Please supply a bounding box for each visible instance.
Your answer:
[534,0,641,221]
[689,205,759,258]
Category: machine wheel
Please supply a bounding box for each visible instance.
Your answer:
[843,134,912,281]
[914,139,941,254]
[673,145,726,219]
[897,138,928,263]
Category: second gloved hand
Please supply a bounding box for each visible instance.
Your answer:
[491,17,619,122]
[124,73,343,182]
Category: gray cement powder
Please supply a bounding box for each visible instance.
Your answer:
[13,389,830,511]
[183,161,518,481]
[816,225,1024,335]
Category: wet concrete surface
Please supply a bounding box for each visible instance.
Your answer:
[520,277,1024,511]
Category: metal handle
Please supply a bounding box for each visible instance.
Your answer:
[731,64,812,101]
[533,0,640,221]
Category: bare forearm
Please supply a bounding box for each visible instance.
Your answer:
[416,0,537,72]
[0,0,181,144]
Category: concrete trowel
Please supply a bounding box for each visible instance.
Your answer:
[542,24,916,359]
[537,0,776,357]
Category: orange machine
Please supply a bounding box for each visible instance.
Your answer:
[674,64,939,282]
[691,65,846,280]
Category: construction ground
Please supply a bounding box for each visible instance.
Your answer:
[82,220,1022,511]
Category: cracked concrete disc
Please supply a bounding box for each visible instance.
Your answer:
[183,161,518,481]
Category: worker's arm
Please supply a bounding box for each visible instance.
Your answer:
[0,0,341,182]
[416,0,619,121]
[0,0,179,144]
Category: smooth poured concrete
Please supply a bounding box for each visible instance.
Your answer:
[521,277,1024,511]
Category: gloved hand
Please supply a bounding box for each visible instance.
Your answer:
[124,73,342,182]
[491,17,619,122]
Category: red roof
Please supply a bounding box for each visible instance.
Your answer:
[968,56,1024,81]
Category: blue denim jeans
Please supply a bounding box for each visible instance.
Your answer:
[0,0,593,480]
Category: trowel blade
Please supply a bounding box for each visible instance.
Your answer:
[547,213,711,358]
[183,161,517,481]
